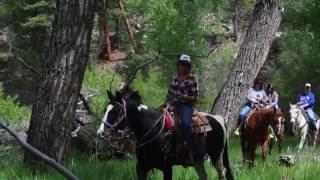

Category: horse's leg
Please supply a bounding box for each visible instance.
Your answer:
[298,129,307,151]
[240,136,247,163]
[247,143,257,167]
[194,161,207,180]
[261,140,268,161]
[312,130,318,149]
[163,166,172,180]
[136,162,148,180]
[212,154,227,180]
[268,138,274,155]
[278,136,282,153]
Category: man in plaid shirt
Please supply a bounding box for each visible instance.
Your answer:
[166,54,199,164]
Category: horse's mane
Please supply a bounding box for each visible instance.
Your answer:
[138,106,162,119]
[255,108,274,116]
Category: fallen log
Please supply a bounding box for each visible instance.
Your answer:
[0,119,79,180]
[279,153,320,166]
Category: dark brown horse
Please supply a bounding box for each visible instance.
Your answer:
[240,108,283,166]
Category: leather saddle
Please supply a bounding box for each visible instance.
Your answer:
[191,111,212,134]
[161,108,212,135]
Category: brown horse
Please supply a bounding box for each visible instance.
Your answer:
[240,108,283,166]
[268,109,285,154]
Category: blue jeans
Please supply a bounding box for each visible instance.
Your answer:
[238,105,251,126]
[306,108,317,130]
[178,103,194,152]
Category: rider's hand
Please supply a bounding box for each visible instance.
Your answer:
[177,94,186,100]
[159,103,167,109]
[252,99,259,104]
[297,102,303,106]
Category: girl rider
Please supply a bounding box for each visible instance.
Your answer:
[166,54,199,164]
[234,78,267,136]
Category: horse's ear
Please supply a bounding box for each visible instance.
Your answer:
[115,91,122,101]
[130,90,142,104]
[107,90,115,101]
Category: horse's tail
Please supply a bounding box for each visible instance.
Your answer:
[223,137,234,180]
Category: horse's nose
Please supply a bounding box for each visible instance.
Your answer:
[290,118,295,123]
[98,131,105,138]
[97,127,105,137]
[277,127,282,136]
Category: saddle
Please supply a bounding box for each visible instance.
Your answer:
[244,108,257,126]
[300,110,319,131]
[192,111,212,134]
[161,108,212,134]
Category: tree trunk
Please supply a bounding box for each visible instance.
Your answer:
[210,0,281,132]
[103,1,112,60]
[117,0,137,53]
[24,0,96,167]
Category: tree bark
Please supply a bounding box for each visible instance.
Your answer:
[210,0,281,133]
[117,0,137,53]
[24,0,96,166]
[103,1,112,60]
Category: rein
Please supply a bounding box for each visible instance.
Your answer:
[108,98,167,149]
[104,99,127,128]
[292,107,308,131]
[136,114,165,149]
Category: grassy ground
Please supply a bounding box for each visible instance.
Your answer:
[1,136,320,180]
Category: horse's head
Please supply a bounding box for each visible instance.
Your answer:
[271,109,285,137]
[97,88,142,137]
[289,103,300,125]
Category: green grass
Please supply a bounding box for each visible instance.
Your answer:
[1,137,320,179]
[0,83,31,127]
[82,66,123,119]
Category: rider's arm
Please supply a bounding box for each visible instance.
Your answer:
[296,94,304,105]
[302,93,315,109]
[246,88,259,103]
[180,76,199,103]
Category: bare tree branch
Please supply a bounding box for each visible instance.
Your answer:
[160,46,218,59]
[12,55,94,117]
[13,56,41,75]
[0,119,79,180]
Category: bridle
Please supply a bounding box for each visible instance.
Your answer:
[104,99,127,129]
[274,116,284,135]
[106,98,166,149]
[291,107,307,131]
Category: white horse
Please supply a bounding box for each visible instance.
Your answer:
[289,103,319,150]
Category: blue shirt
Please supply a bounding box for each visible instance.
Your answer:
[297,91,315,109]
